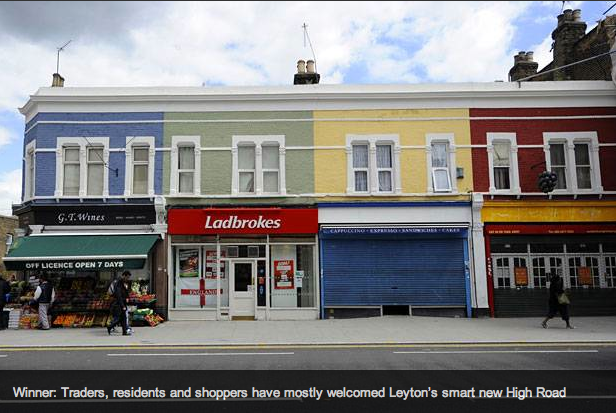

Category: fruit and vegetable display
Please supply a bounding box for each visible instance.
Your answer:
[132,308,165,327]
[19,314,39,329]
[9,275,164,329]
[52,277,114,312]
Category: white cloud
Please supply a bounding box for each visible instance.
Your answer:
[0,2,539,111]
[410,2,531,82]
[0,169,21,216]
[0,126,12,149]
[530,35,554,70]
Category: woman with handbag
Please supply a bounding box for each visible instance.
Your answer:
[542,272,574,329]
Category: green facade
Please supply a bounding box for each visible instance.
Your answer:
[163,111,314,204]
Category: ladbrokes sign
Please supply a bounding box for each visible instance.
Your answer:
[168,208,318,235]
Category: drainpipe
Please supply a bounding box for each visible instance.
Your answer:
[484,229,495,317]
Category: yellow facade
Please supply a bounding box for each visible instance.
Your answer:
[482,200,616,222]
[313,109,473,201]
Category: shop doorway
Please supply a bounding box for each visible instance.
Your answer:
[230,261,255,319]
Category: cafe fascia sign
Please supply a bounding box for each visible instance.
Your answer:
[168,208,319,235]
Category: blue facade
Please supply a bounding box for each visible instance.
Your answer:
[23,112,164,201]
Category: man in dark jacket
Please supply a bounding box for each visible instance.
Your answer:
[34,274,55,330]
[541,273,574,329]
[0,276,11,330]
[107,271,132,336]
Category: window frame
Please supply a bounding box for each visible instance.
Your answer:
[237,143,257,194]
[351,143,370,193]
[573,142,592,190]
[426,133,456,194]
[86,146,105,196]
[487,133,520,194]
[24,140,36,200]
[170,136,201,195]
[55,137,109,198]
[124,136,155,197]
[346,134,401,195]
[375,143,394,193]
[261,143,281,194]
[232,135,286,196]
[431,167,452,192]
[62,146,81,196]
[543,132,602,194]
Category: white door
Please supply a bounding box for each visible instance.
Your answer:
[230,261,255,319]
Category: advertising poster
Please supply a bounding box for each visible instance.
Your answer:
[205,250,226,279]
[514,267,528,286]
[295,270,304,288]
[178,249,199,277]
[274,260,294,289]
[578,267,592,285]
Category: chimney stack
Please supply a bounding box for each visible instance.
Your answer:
[294,58,320,84]
[51,73,65,87]
[552,8,586,80]
[509,51,538,81]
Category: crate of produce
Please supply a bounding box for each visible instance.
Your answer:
[8,309,21,329]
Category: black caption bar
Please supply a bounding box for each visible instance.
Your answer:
[0,370,615,413]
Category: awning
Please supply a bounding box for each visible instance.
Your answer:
[3,234,159,271]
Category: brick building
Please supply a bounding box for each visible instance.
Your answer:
[470,103,616,317]
[0,215,18,277]
[509,8,616,82]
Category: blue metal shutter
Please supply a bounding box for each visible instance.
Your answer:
[322,238,466,306]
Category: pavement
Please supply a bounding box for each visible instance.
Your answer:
[1,315,616,347]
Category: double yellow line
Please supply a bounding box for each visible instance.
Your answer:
[1,341,615,352]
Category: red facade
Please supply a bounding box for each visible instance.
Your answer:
[470,107,616,193]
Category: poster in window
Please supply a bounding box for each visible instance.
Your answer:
[295,270,304,288]
[178,249,199,277]
[205,250,226,279]
[578,267,592,285]
[274,260,294,289]
[514,266,528,286]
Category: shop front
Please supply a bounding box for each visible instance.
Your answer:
[486,223,616,317]
[318,203,477,319]
[3,233,160,328]
[167,208,319,321]
[4,203,166,329]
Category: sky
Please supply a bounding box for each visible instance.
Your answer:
[0,0,613,215]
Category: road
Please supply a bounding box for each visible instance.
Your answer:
[1,343,615,369]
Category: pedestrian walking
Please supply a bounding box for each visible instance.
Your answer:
[106,276,120,333]
[123,277,132,333]
[107,271,132,336]
[542,272,574,329]
[0,276,11,330]
[33,274,55,330]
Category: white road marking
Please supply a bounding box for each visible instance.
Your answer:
[107,352,295,357]
[394,350,599,354]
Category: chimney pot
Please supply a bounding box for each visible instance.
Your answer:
[296,60,306,74]
[306,60,315,74]
[563,9,573,21]
[526,51,534,61]
[51,73,65,87]
[572,9,581,21]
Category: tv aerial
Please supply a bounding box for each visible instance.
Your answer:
[302,23,317,73]
[56,40,72,74]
